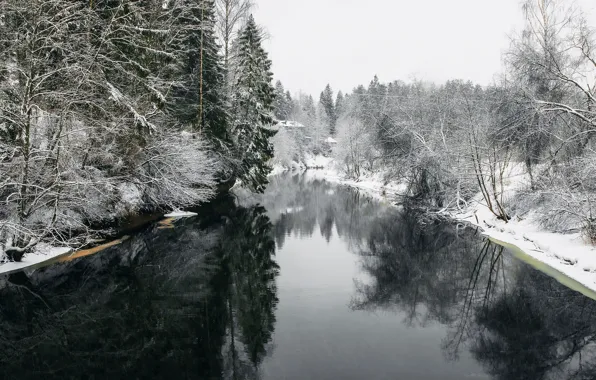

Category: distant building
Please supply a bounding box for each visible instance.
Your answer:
[276,120,306,129]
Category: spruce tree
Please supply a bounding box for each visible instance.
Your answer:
[285,91,294,118]
[335,91,345,119]
[304,95,317,122]
[231,15,276,193]
[319,84,336,135]
[273,80,289,120]
[168,0,229,147]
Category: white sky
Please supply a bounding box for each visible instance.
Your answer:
[252,0,596,96]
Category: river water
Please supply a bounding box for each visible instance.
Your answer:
[1,173,596,380]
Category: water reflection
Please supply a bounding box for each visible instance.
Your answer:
[469,265,596,380]
[2,174,596,379]
[247,173,596,379]
[0,197,278,380]
[342,192,596,379]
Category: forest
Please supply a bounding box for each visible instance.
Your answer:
[0,0,275,261]
[4,2,596,377]
[3,0,596,263]
[271,0,596,245]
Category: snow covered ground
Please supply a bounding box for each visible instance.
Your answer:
[0,244,71,275]
[271,153,405,202]
[164,210,198,218]
[0,209,199,275]
[450,170,596,299]
[300,154,596,297]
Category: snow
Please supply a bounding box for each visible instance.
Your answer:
[276,120,305,128]
[0,244,72,275]
[164,210,198,218]
[305,156,405,202]
[302,157,596,298]
[451,186,596,299]
[269,165,287,177]
[304,153,333,168]
[284,206,304,214]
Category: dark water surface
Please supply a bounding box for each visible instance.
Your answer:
[2,174,596,380]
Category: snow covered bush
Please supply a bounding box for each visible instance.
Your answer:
[133,131,218,209]
[0,0,223,261]
[271,128,299,168]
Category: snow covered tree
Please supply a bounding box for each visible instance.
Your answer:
[273,80,292,120]
[285,91,294,114]
[215,0,253,72]
[336,91,345,118]
[167,0,230,147]
[319,84,337,135]
[271,127,298,167]
[231,15,276,193]
[0,0,220,261]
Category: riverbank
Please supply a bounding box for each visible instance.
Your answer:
[451,192,596,298]
[0,208,201,275]
[271,153,405,202]
[296,155,596,295]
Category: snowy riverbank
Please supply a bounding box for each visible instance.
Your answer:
[271,154,405,202]
[451,190,596,299]
[0,245,72,276]
[0,209,199,275]
[292,155,596,297]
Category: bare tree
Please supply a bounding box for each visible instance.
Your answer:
[215,0,253,71]
[0,0,220,261]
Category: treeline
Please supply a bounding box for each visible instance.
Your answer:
[270,80,343,166]
[280,0,596,241]
[0,0,276,260]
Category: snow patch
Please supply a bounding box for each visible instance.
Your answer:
[283,206,304,214]
[447,164,596,298]
[306,159,405,202]
[164,210,198,218]
[452,199,596,297]
[304,153,333,169]
[0,244,72,275]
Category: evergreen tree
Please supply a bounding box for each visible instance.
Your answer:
[285,91,294,117]
[273,80,290,120]
[319,84,336,135]
[304,95,317,122]
[336,91,345,118]
[231,15,276,193]
[89,0,172,135]
[168,0,230,146]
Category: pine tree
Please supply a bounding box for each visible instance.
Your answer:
[231,15,276,193]
[319,84,336,135]
[89,0,173,135]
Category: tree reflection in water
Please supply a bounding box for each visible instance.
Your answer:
[0,197,279,380]
[3,174,596,380]
[349,202,596,380]
[245,173,596,380]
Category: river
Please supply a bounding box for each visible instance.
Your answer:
[1,173,596,380]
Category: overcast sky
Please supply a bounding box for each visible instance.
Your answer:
[252,0,596,97]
